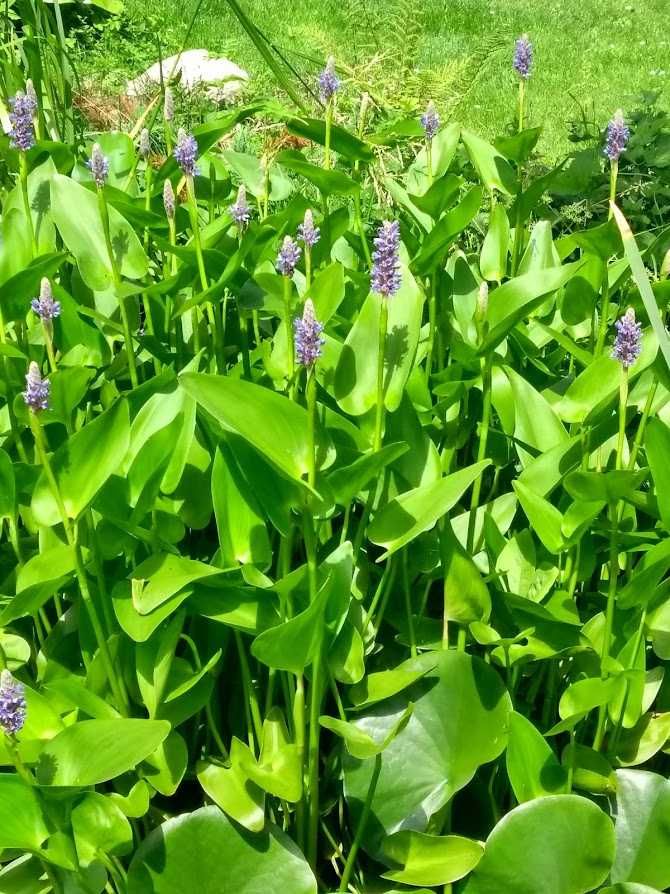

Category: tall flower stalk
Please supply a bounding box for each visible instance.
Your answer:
[175,128,224,371]
[513,35,533,132]
[298,209,320,290]
[31,277,60,372]
[10,91,38,257]
[596,111,630,356]
[420,100,440,184]
[277,235,301,397]
[371,221,401,450]
[293,298,325,868]
[89,144,139,388]
[319,56,340,171]
[23,363,128,715]
[594,309,642,750]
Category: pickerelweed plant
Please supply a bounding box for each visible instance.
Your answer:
[2,31,670,894]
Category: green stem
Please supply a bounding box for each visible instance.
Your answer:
[338,753,382,892]
[305,245,312,291]
[466,353,493,553]
[97,188,138,388]
[426,272,437,375]
[19,154,37,258]
[234,631,263,750]
[426,138,433,184]
[0,308,28,463]
[324,99,333,170]
[373,299,389,452]
[29,414,128,715]
[284,276,296,398]
[609,606,647,756]
[628,377,658,469]
[593,502,620,752]
[518,79,525,133]
[402,550,416,657]
[42,320,57,373]
[616,367,629,470]
[188,176,224,372]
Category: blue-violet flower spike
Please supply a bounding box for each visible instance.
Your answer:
[31,277,61,321]
[23,361,49,412]
[88,143,109,188]
[0,670,26,736]
[294,299,325,368]
[604,109,630,162]
[276,235,301,277]
[9,90,37,152]
[420,100,440,141]
[612,308,642,368]
[371,220,402,298]
[163,179,176,219]
[298,209,320,248]
[319,55,340,103]
[513,34,533,79]
[230,184,251,230]
[174,128,199,177]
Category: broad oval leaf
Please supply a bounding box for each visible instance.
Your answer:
[462,795,615,894]
[127,806,316,894]
[36,720,170,786]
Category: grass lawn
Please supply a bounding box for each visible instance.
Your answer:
[84,0,669,158]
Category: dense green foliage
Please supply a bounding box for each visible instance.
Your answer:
[2,4,670,894]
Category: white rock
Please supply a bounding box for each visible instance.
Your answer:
[126,49,249,102]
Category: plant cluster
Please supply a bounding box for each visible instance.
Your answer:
[2,22,670,894]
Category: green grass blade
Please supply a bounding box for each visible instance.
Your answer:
[611,201,670,372]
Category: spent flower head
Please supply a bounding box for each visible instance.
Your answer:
[9,90,37,152]
[88,143,109,188]
[319,55,340,103]
[163,179,176,219]
[276,235,301,277]
[139,127,151,159]
[230,184,251,230]
[164,87,174,122]
[371,220,402,299]
[420,101,440,142]
[298,209,320,248]
[513,34,533,79]
[294,299,325,368]
[612,307,642,368]
[31,278,61,322]
[23,361,49,412]
[0,670,26,737]
[604,110,630,162]
[174,128,199,177]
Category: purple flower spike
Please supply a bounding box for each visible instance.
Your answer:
[31,278,61,321]
[612,308,642,368]
[420,101,440,142]
[230,184,251,230]
[276,235,301,277]
[298,209,320,248]
[23,361,49,412]
[174,128,199,177]
[88,143,109,188]
[163,179,176,219]
[294,299,325,368]
[139,128,151,159]
[513,34,533,79]
[0,670,26,736]
[319,55,340,103]
[9,90,37,152]
[371,220,402,299]
[604,110,630,162]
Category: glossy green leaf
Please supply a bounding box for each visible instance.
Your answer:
[344,652,511,853]
[461,129,516,195]
[131,553,222,614]
[0,776,48,851]
[50,173,148,291]
[36,720,170,786]
[32,399,130,526]
[381,831,483,886]
[368,461,490,559]
[611,770,670,891]
[127,806,316,894]
[506,711,567,802]
[645,418,670,532]
[462,796,615,894]
[512,480,565,554]
[480,203,510,282]
[197,738,265,833]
